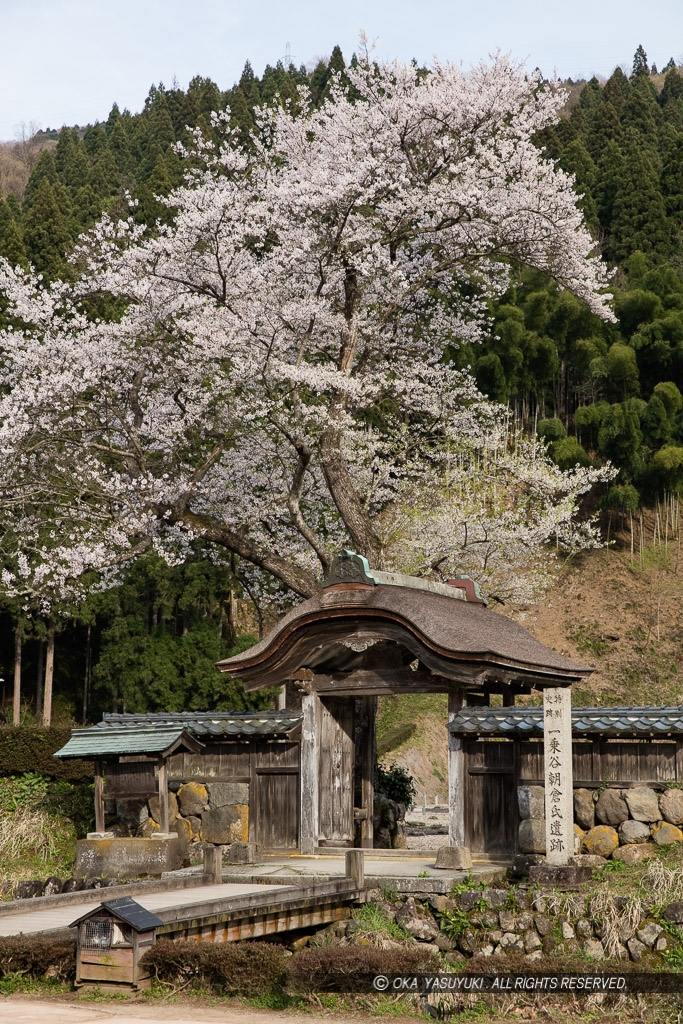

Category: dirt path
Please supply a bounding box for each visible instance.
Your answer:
[0,996,420,1024]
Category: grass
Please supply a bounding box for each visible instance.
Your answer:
[351,903,412,941]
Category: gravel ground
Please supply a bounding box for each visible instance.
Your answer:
[405,833,449,850]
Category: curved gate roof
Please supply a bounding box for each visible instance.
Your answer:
[217,552,591,691]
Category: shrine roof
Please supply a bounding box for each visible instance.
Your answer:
[217,552,591,690]
[448,705,683,738]
[53,725,201,759]
[54,712,302,760]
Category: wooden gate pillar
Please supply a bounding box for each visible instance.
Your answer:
[448,688,465,847]
[359,695,376,848]
[300,691,321,854]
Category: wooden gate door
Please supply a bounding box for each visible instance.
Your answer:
[318,697,355,845]
[464,739,518,857]
[253,740,300,850]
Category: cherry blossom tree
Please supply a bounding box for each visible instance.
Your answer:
[0,52,615,604]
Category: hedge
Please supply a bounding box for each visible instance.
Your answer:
[0,936,76,982]
[141,940,288,995]
[0,727,91,782]
[286,945,441,994]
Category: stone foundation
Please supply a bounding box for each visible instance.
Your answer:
[518,783,683,857]
[106,780,249,847]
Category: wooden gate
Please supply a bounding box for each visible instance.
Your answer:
[464,739,518,857]
[318,697,355,845]
[253,740,300,850]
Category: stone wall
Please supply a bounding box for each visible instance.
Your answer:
[518,784,683,861]
[306,884,683,966]
[106,780,249,848]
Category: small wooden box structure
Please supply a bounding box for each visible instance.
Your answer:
[70,897,163,992]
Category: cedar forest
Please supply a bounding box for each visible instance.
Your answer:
[0,43,682,724]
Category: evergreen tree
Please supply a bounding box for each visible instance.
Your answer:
[631,44,650,79]
[0,221,28,269]
[22,149,58,210]
[609,137,669,260]
[22,177,71,279]
[83,122,108,156]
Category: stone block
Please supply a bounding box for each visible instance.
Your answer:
[595,789,629,825]
[14,881,43,899]
[613,843,656,865]
[583,939,604,958]
[395,897,439,941]
[148,790,178,824]
[177,782,208,816]
[628,937,647,961]
[528,864,595,886]
[139,817,160,838]
[41,877,63,897]
[654,822,683,846]
[582,825,619,857]
[518,818,545,854]
[659,788,683,825]
[457,889,508,910]
[74,836,188,879]
[499,932,524,951]
[200,805,245,845]
[561,921,575,940]
[207,782,250,808]
[518,785,545,820]
[663,902,683,924]
[624,787,660,822]
[570,854,606,867]
[575,919,593,939]
[619,819,650,845]
[434,846,472,870]
[574,824,585,854]
[524,930,541,953]
[573,789,595,830]
[534,913,552,937]
[226,842,259,864]
[636,921,663,947]
[517,912,534,932]
[510,854,545,878]
[498,910,517,932]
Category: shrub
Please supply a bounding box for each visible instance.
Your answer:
[537,417,566,442]
[141,940,288,996]
[376,761,416,805]
[287,944,440,994]
[0,936,75,982]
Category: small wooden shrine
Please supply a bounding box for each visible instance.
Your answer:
[70,897,162,992]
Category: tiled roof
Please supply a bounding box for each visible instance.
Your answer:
[54,711,302,760]
[97,711,302,738]
[448,705,683,738]
[54,725,197,759]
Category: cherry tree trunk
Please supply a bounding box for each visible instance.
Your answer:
[12,622,21,727]
[42,624,56,728]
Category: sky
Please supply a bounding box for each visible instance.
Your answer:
[1,0,683,140]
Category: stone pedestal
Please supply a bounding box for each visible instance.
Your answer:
[434,846,473,870]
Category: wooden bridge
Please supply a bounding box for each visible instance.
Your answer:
[0,877,367,942]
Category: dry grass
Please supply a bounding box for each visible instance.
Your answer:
[0,808,64,864]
